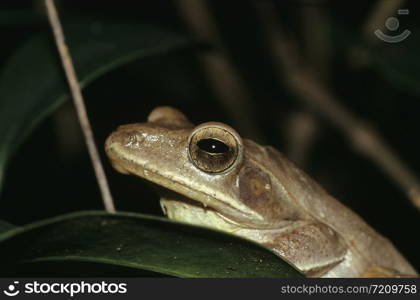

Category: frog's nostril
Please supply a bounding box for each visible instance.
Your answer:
[121,132,139,148]
[105,130,135,148]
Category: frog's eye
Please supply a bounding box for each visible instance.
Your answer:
[188,123,243,173]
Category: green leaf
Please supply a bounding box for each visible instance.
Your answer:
[0,21,191,191]
[0,220,15,235]
[0,211,303,278]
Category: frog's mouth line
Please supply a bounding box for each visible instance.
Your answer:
[131,165,259,227]
[106,145,265,228]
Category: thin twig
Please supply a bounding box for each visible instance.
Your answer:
[44,0,116,213]
[175,0,264,142]
[255,1,420,211]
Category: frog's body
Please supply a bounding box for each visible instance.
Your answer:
[105,106,417,277]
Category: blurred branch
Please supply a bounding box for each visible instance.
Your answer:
[283,111,318,166]
[283,0,333,165]
[300,0,331,81]
[363,0,407,43]
[175,0,264,142]
[363,0,405,42]
[44,0,116,213]
[255,1,420,211]
[349,1,407,70]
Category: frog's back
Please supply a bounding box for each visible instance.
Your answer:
[255,141,417,276]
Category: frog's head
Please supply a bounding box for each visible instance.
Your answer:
[105,106,304,231]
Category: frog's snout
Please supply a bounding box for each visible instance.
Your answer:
[105,130,135,175]
[106,125,145,150]
[105,129,127,150]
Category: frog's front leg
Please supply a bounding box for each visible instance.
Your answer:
[249,223,415,277]
[361,265,416,278]
[241,222,349,277]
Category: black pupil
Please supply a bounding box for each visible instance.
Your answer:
[197,138,229,154]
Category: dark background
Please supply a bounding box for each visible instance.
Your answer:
[0,0,419,271]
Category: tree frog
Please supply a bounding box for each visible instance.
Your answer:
[105,106,417,277]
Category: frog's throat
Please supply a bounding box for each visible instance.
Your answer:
[159,194,247,231]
